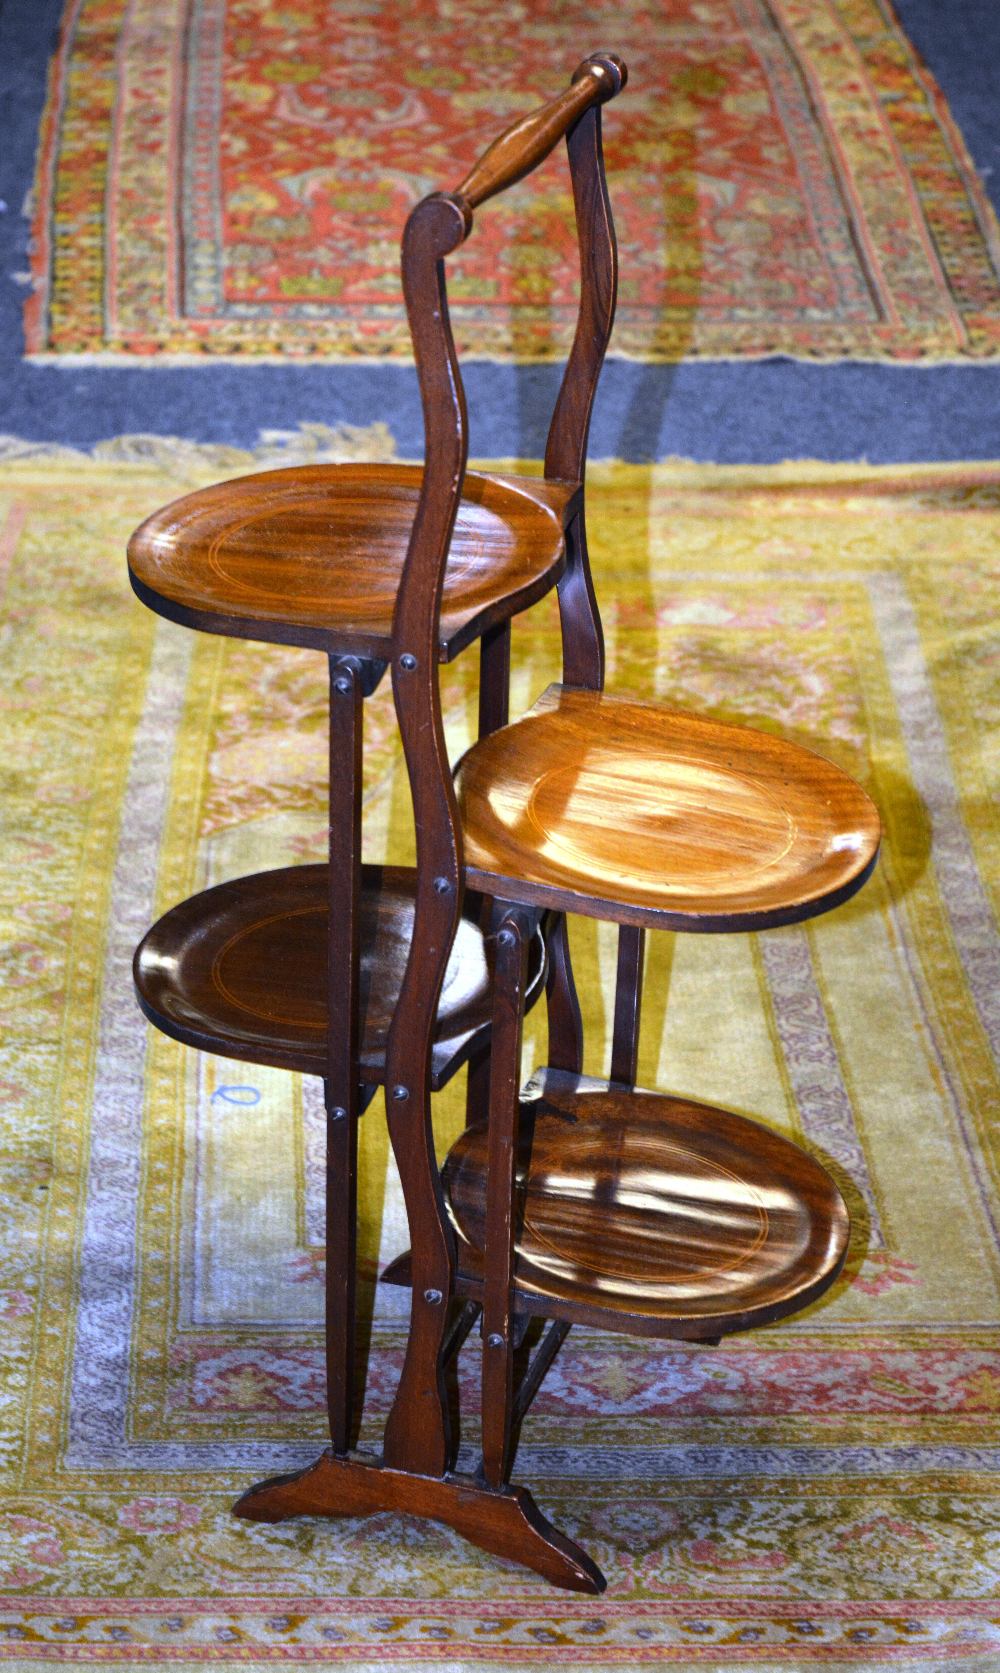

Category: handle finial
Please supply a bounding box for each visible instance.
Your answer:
[452,54,628,215]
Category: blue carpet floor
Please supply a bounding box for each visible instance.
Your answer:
[2,0,999,462]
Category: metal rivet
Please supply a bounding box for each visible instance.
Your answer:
[497,928,516,948]
[391,1084,409,1101]
[487,1332,504,1348]
[399,653,417,671]
[333,675,352,694]
[433,876,451,895]
[330,1105,348,1121]
[423,1288,443,1306]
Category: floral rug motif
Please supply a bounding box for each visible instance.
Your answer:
[26,0,1000,362]
[2,441,1000,1667]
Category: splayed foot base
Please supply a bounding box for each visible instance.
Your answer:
[233,1449,605,1594]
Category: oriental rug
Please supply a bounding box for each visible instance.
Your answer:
[25,0,1000,365]
[1,443,999,1669]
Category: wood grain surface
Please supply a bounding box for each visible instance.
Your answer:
[454,52,625,211]
[121,45,881,1596]
[128,464,575,660]
[233,1449,605,1594]
[456,683,881,931]
[442,1067,851,1339]
[133,863,544,1089]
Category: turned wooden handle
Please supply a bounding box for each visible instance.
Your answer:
[454,53,626,211]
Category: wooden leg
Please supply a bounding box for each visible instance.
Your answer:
[544,911,584,1074]
[464,1044,491,1129]
[609,924,645,1088]
[478,618,511,738]
[505,1318,570,1480]
[379,1088,455,1477]
[545,505,601,1079]
[326,657,363,1454]
[554,508,605,691]
[234,1451,605,1594]
[481,907,530,1489]
[324,1087,358,1454]
[466,619,509,1131]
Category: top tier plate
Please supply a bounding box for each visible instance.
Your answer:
[128,463,577,662]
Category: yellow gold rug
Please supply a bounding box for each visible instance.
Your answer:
[1,440,998,1668]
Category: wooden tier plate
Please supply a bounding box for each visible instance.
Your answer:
[456,684,881,932]
[127,464,577,661]
[439,1068,850,1339]
[134,864,545,1088]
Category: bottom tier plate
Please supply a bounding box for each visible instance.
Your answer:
[437,1067,850,1339]
[134,863,544,1087]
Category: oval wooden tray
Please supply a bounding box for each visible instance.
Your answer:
[134,863,545,1088]
[456,684,881,931]
[128,464,577,661]
[441,1067,850,1338]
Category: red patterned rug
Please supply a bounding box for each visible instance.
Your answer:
[26,0,1000,363]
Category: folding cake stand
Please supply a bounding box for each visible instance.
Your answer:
[126,56,880,1591]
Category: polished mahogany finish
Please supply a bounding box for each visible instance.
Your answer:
[133,863,545,1089]
[454,54,625,211]
[123,51,881,1597]
[123,54,637,1592]
[325,655,364,1455]
[234,1450,604,1595]
[442,1068,850,1340]
[128,465,576,662]
[457,684,881,932]
[610,924,645,1087]
[479,908,532,1489]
